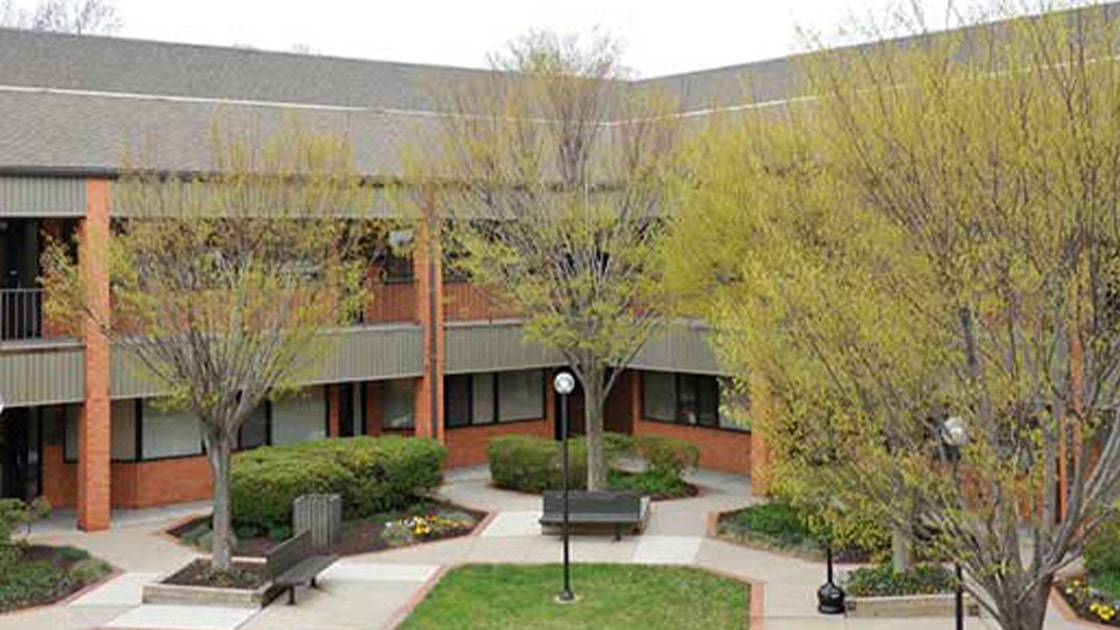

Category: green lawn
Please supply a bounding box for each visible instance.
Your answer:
[398,564,749,630]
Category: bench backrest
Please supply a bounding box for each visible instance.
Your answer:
[266,530,313,577]
[542,490,642,516]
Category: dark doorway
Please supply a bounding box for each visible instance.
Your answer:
[0,408,42,502]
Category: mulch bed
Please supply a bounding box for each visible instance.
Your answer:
[170,501,486,559]
[163,558,269,590]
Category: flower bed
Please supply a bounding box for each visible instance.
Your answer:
[171,500,483,557]
[1058,576,1120,626]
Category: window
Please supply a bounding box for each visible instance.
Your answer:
[445,375,472,428]
[642,371,676,422]
[498,370,544,422]
[271,388,327,446]
[141,401,203,459]
[238,404,269,449]
[445,370,545,428]
[383,379,416,429]
[642,372,746,431]
[380,230,414,282]
[111,400,137,461]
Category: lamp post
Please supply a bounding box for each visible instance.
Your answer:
[941,415,968,630]
[553,371,576,604]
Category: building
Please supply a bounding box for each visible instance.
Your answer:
[0,26,781,531]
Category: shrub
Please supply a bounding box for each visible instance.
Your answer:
[634,435,699,477]
[1086,512,1120,578]
[844,562,956,597]
[231,436,446,530]
[608,470,692,499]
[69,557,112,584]
[0,560,72,611]
[487,433,634,493]
[0,498,50,570]
[720,502,815,548]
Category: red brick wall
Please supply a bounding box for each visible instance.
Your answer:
[110,457,212,508]
[365,279,418,324]
[444,420,552,468]
[41,444,76,509]
[442,282,519,322]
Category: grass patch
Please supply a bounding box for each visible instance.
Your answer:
[399,564,749,630]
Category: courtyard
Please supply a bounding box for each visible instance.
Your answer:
[0,466,1079,630]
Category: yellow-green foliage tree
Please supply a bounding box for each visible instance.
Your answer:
[406,31,681,490]
[42,119,371,572]
[667,5,1120,629]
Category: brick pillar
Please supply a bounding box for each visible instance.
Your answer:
[413,219,444,442]
[629,371,643,435]
[78,179,111,531]
[365,382,383,436]
[749,370,773,498]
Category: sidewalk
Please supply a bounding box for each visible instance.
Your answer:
[0,468,1084,629]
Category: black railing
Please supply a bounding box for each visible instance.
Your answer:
[1,288,45,341]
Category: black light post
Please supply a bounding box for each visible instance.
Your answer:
[941,416,969,630]
[553,371,576,604]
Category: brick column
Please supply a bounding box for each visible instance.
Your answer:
[78,179,111,531]
[749,370,773,498]
[413,219,444,442]
[327,385,341,437]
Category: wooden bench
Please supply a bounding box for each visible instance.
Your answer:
[265,531,337,605]
[539,490,650,540]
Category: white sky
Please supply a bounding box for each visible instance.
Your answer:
[21,0,1033,77]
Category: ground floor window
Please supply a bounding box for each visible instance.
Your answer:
[445,369,545,428]
[141,401,204,459]
[271,389,328,446]
[641,371,748,431]
[383,379,416,430]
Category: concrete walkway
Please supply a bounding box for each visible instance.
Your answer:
[0,468,1087,629]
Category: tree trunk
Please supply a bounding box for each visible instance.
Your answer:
[205,432,233,572]
[584,376,608,491]
[890,523,912,573]
[990,578,1051,630]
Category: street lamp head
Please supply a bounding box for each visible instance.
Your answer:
[941,416,968,448]
[554,372,576,396]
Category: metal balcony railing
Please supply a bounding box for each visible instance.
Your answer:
[1,288,45,341]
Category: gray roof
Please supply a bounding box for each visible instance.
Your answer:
[3,2,1116,177]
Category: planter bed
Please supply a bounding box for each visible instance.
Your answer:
[1056,575,1120,626]
[715,503,875,563]
[169,500,485,558]
[0,545,114,613]
[143,559,274,608]
[847,592,980,618]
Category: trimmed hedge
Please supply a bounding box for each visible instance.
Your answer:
[487,433,695,493]
[231,436,445,530]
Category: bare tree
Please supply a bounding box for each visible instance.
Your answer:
[404,31,683,489]
[1,0,121,34]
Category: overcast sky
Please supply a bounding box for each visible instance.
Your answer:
[27,0,1036,76]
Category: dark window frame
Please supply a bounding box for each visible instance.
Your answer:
[445,370,546,430]
[641,371,746,433]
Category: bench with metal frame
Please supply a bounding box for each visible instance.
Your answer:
[539,490,650,541]
[265,530,337,605]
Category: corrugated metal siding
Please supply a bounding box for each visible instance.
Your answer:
[0,344,85,406]
[445,322,561,374]
[301,325,423,384]
[109,180,397,218]
[0,177,86,217]
[631,323,725,376]
[110,325,424,396]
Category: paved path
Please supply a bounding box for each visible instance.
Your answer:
[0,467,1085,629]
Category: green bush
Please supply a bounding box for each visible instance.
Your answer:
[0,498,50,570]
[844,562,956,597]
[608,470,692,499]
[231,436,446,530]
[487,433,634,493]
[1085,512,1120,577]
[0,560,73,611]
[634,435,699,477]
[720,502,816,548]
